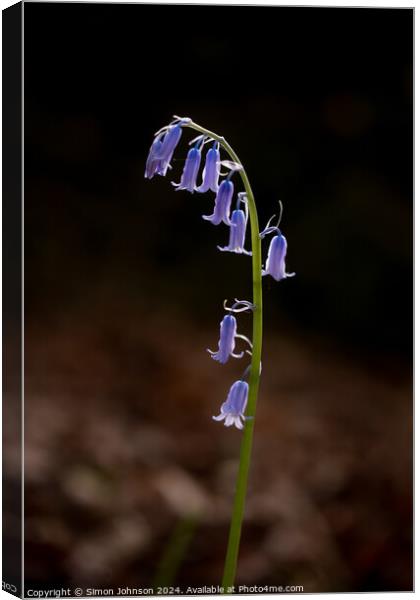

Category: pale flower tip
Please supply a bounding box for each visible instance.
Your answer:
[173,115,191,125]
[220,160,242,171]
[212,414,224,422]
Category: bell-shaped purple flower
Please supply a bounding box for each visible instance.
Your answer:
[144,133,164,179]
[172,145,202,193]
[207,315,240,364]
[207,314,252,364]
[213,380,249,430]
[196,142,220,193]
[202,180,234,226]
[158,123,183,176]
[262,233,296,282]
[218,209,252,256]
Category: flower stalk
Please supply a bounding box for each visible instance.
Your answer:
[185,121,263,590]
[146,117,295,590]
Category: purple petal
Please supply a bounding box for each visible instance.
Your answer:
[172,147,202,192]
[196,144,220,193]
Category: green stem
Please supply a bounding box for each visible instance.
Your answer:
[186,121,263,591]
[153,516,197,589]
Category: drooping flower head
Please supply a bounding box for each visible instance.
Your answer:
[262,232,295,282]
[259,201,295,281]
[213,380,249,430]
[207,314,252,364]
[144,133,164,179]
[145,117,191,179]
[207,315,240,364]
[158,123,183,176]
[218,194,252,255]
[172,140,202,193]
[196,141,220,193]
[202,179,234,226]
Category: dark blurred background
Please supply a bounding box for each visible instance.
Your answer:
[19,3,412,593]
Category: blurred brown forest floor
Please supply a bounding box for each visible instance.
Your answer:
[12,297,412,593]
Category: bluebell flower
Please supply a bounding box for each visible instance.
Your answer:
[158,123,184,176]
[172,142,202,192]
[207,315,252,364]
[207,315,241,363]
[262,233,296,282]
[144,133,164,179]
[202,180,234,226]
[145,120,185,179]
[218,207,252,256]
[213,380,249,430]
[196,142,220,193]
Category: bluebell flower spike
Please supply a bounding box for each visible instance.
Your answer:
[202,179,234,226]
[207,314,251,364]
[196,141,221,193]
[262,232,296,282]
[213,380,249,430]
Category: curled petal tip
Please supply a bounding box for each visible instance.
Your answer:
[220,160,242,171]
[224,299,255,313]
[213,414,225,422]
[202,214,219,224]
